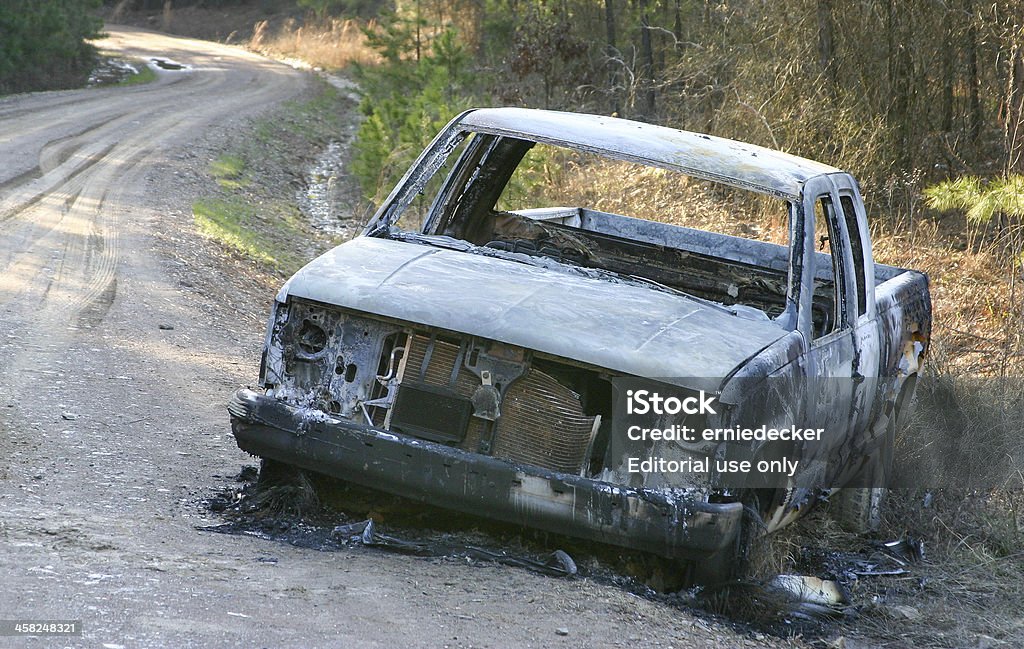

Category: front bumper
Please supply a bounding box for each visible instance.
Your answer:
[228,389,743,560]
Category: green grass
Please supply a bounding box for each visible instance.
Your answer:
[119,62,156,86]
[210,154,248,190]
[192,197,279,267]
[193,80,356,278]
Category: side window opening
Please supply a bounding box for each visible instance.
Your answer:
[840,195,867,317]
[813,195,848,338]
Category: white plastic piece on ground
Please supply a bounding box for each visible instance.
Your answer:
[768,574,850,611]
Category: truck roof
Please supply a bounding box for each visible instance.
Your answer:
[458,108,840,200]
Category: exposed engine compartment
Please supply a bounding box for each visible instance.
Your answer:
[264,298,610,477]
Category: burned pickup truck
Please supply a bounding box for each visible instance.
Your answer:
[229,108,930,579]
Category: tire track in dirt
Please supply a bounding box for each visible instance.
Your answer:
[0,30,308,482]
[0,29,304,339]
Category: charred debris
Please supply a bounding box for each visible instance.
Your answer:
[200,463,926,639]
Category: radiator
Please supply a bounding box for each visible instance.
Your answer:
[397,333,597,474]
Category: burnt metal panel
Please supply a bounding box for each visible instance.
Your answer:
[280,237,788,392]
[229,389,743,559]
[457,108,840,200]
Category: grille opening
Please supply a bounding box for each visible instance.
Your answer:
[390,383,473,444]
[392,331,618,476]
[398,333,488,448]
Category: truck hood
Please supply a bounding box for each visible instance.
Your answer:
[279,237,786,391]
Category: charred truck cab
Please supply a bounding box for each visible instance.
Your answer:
[229,108,931,579]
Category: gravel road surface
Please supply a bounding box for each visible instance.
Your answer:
[0,26,805,649]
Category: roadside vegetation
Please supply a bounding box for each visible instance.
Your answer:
[249,16,380,69]
[191,80,356,276]
[193,197,279,266]
[0,0,103,95]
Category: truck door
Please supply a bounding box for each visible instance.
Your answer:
[832,176,882,446]
[798,176,860,483]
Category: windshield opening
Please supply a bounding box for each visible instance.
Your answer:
[383,131,797,324]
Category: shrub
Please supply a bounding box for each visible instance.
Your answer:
[0,0,103,95]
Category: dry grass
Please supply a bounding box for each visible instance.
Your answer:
[525,154,1024,644]
[511,153,790,244]
[870,217,1023,376]
[249,17,380,70]
[841,489,1024,646]
[525,151,1023,375]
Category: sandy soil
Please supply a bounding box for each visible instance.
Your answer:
[0,26,816,648]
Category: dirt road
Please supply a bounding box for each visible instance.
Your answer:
[0,27,804,648]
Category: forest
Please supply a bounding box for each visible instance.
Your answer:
[321,0,1024,375]
[0,0,103,94]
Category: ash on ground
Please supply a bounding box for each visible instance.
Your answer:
[199,464,906,643]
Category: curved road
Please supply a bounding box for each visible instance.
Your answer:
[0,27,798,648]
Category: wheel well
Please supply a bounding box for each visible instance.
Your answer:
[893,372,918,430]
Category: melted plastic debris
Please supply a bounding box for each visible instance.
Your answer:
[798,536,924,584]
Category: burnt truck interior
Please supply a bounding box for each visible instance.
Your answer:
[410,132,841,337]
